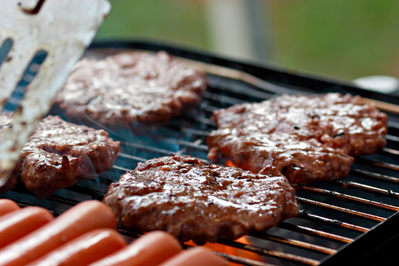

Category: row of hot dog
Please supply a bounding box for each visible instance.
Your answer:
[0,199,228,266]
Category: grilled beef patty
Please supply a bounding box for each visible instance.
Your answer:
[207,93,388,184]
[103,155,298,244]
[0,114,120,198]
[54,51,208,128]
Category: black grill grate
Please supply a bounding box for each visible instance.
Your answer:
[2,40,399,265]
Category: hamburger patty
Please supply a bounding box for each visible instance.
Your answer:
[54,51,208,128]
[103,155,298,244]
[0,114,120,198]
[207,93,388,184]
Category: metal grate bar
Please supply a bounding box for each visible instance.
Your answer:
[119,148,210,165]
[380,147,399,156]
[355,158,399,172]
[120,141,177,156]
[388,121,399,129]
[64,185,105,201]
[113,165,133,172]
[11,186,80,206]
[80,112,125,138]
[175,139,208,151]
[351,168,399,183]
[298,210,369,233]
[217,238,320,266]
[176,115,216,127]
[296,197,385,222]
[96,175,118,185]
[198,103,219,114]
[179,127,210,137]
[47,194,80,206]
[294,185,399,212]
[277,222,353,244]
[118,152,149,162]
[386,134,399,143]
[250,233,336,255]
[332,180,399,199]
[203,91,248,105]
[13,200,61,217]
[204,75,275,100]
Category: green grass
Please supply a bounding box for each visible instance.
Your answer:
[97,0,399,81]
[269,0,399,80]
[96,0,209,50]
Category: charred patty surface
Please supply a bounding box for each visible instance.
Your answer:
[0,114,120,198]
[207,93,388,184]
[103,155,298,244]
[54,51,208,128]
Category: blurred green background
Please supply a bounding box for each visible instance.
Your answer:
[96,0,399,82]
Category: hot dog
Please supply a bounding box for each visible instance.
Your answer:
[0,199,20,217]
[27,229,126,266]
[0,200,116,266]
[159,247,229,266]
[0,206,53,249]
[89,231,182,266]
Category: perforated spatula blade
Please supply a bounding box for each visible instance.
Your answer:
[0,0,111,186]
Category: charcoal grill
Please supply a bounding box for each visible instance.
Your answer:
[2,40,399,266]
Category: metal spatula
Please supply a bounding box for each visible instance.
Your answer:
[0,0,111,186]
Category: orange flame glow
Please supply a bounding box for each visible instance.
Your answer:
[226,160,238,167]
[185,237,263,266]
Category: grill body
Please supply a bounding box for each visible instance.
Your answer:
[2,40,399,266]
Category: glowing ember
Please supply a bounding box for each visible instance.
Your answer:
[226,160,238,167]
[185,237,264,265]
